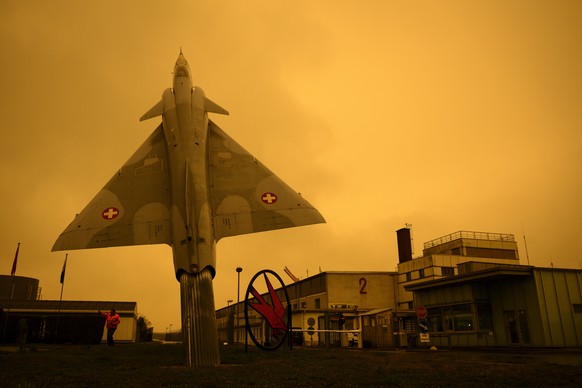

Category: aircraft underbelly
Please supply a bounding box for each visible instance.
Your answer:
[169,98,215,276]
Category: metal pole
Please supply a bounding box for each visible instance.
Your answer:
[236,267,242,344]
[55,254,67,343]
[2,243,20,344]
[179,268,220,366]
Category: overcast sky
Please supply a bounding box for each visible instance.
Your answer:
[1,1,581,331]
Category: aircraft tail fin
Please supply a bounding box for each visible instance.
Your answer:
[204,97,229,115]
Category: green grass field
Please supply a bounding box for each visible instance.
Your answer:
[1,343,581,387]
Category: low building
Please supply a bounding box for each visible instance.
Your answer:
[406,262,582,347]
[0,275,40,301]
[216,271,402,348]
[0,300,138,344]
[217,228,582,350]
[1,275,138,344]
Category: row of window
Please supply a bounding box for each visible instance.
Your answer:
[292,298,321,311]
[426,303,493,332]
[404,266,455,281]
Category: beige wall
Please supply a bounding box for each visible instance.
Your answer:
[101,316,137,343]
[326,273,396,311]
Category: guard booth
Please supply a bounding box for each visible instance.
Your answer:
[359,308,394,348]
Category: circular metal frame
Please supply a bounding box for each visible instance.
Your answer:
[244,269,291,351]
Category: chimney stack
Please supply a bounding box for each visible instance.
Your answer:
[396,228,413,263]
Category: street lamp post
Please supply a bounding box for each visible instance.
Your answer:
[236,267,243,343]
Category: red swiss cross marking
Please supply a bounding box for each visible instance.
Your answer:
[102,207,120,220]
[261,192,278,204]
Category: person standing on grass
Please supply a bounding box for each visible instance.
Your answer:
[99,309,121,346]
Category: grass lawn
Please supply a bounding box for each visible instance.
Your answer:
[1,343,581,387]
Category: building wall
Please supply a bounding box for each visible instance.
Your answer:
[487,276,542,346]
[0,275,39,301]
[398,255,520,310]
[413,268,582,348]
[100,316,137,343]
[534,269,582,346]
[326,272,396,310]
[416,275,542,348]
[216,271,398,347]
[0,301,138,344]
[415,282,495,347]
[293,272,397,346]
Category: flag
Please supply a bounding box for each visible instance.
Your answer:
[10,243,20,276]
[60,254,68,284]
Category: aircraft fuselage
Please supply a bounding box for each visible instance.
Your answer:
[161,54,215,276]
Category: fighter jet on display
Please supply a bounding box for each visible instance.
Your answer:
[52,51,325,277]
[52,51,324,366]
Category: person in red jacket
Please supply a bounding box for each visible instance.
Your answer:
[99,309,121,346]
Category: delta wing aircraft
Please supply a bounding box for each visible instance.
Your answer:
[53,51,324,366]
[52,51,325,278]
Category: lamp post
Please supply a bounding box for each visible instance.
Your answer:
[236,267,243,343]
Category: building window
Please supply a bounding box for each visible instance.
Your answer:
[517,309,530,343]
[477,303,493,330]
[315,298,320,309]
[301,301,307,309]
[427,304,478,332]
[419,269,425,279]
[505,309,531,344]
[452,304,473,331]
[443,307,454,331]
[428,307,443,332]
[403,318,415,333]
[406,272,412,281]
[441,267,454,276]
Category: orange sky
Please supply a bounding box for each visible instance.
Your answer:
[1,1,581,331]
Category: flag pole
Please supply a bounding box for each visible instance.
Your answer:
[2,243,20,344]
[55,254,68,343]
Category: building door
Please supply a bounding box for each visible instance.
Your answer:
[376,313,392,347]
[504,310,530,345]
[318,315,326,346]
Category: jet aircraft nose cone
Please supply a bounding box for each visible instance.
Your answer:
[176,50,188,66]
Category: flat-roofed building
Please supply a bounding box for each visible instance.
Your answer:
[1,275,138,344]
[216,271,400,348]
[216,228,582,350]
[406,262,582,347]
[0,299,138,344]
[397,230,521,311]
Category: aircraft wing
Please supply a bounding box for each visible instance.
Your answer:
[208,120,325,240]
[52,125,171,251]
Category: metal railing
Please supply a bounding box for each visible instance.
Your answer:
[424,231,515,249]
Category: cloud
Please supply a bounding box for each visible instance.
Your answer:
[1,1,581,331]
